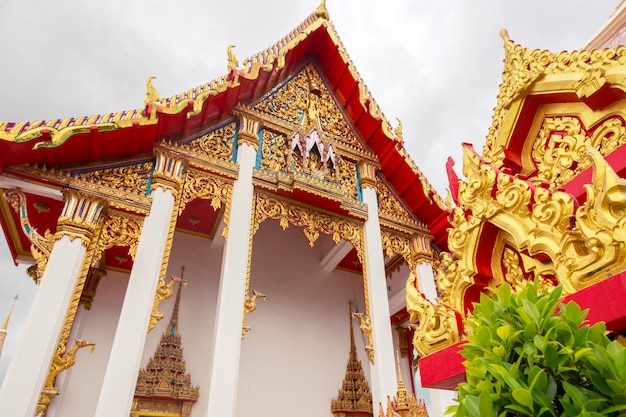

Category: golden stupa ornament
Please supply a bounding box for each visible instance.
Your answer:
[331,303,373,417]
[132,274,199,417]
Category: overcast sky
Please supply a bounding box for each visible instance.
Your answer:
[0,0,621,382]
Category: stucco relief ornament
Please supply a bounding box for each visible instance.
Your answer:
[3,189,54,284]
[241,289,267,339]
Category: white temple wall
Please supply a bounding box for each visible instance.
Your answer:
[52,270,128,417]
[235,220,372,417]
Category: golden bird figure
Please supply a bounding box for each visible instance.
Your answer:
[227,45,239,72]
[144,76,160,105]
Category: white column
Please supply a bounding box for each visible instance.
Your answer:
[93,153,184,417]
[0,191,103,417]
[205,114,260,417]
[359,161,397,409]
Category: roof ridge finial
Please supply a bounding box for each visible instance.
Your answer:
[2,294,18,331]
[168,267,186,337]
[227,45,239,72]
[315,0,330,20]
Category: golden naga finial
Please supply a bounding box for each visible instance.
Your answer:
[315,0,330,20]
[227,45,239,72]
[394,117,403,140]
[145,76,160,105]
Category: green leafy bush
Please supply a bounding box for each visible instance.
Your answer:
[449,283,626,417]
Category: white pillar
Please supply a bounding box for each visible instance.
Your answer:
[205,114,260,417]
[93,153,184,417]
[359,161,397,409]
[0,191,103,417]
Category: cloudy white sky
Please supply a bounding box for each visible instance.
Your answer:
[0,0,621,382]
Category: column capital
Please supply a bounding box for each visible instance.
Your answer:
[358,160,380,190]
[56,190,106,245]
[235,112,262,151]
[151,150,186,194]
[410,232,434,265]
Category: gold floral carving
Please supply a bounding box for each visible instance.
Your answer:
[149,274,184,332]
[7,162,152,214]
[91,212,143,267]
[532,116,626,188]
[483,30,626,165]
[252,191,375,362]
[405,272,460,357]
[184,123,236,163]
[78,162,153,197]
[3,189,54,283]
[179,170,233,215]
[259,130,287,173]
[253,64,359,148]
[242,290,267,339]
[37,338,96,415]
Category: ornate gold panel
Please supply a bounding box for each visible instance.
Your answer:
[253,65,359,149]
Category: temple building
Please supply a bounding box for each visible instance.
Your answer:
[2,1,626,416]
[0,2,444,417]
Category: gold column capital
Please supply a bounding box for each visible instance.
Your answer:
[151,150,186,194]
[55,190,106,245]
[235,112,262,151]
[357,160,379,190]
[410,232,434,265]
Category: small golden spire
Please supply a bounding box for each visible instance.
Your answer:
[394,351,410,414]
[227,45,239,72]
[315,0,330,20]
[2,294,18,331]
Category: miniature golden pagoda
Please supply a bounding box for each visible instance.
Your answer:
[131,280,199,417]
[331,306,373,417]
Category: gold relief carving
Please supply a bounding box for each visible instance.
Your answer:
[253,64,359,148]
[3,189,54,284]
[92,213,143,267]
[252,191,375,362]
[185,123,236,163]
[338,158,359,202]
[78,162,153,197]
[376,177,426,232]
[574,66,607,99]
[7,164,152,214]
[37,338,96,415]
[178,170,233,214]
[381,231,415,272]
[556,147,626,293]
[259,130,287,173]
[406,272,460,357]
[151,150,186,194]
[484,30,626,165]
[532,116,626,188]
[79,268,107,310]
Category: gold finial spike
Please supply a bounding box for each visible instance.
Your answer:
[227,45,239,72]
[394,118,403,140]
[315,0,330,20]
[2,295,18,331]
[145,76,160,105]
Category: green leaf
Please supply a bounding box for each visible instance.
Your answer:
[464,395,480,417]
[512,388,534,408]
[544,343,558,372]
[496,325,511,341]
[563,381,586,409]
[478,389,493,417]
